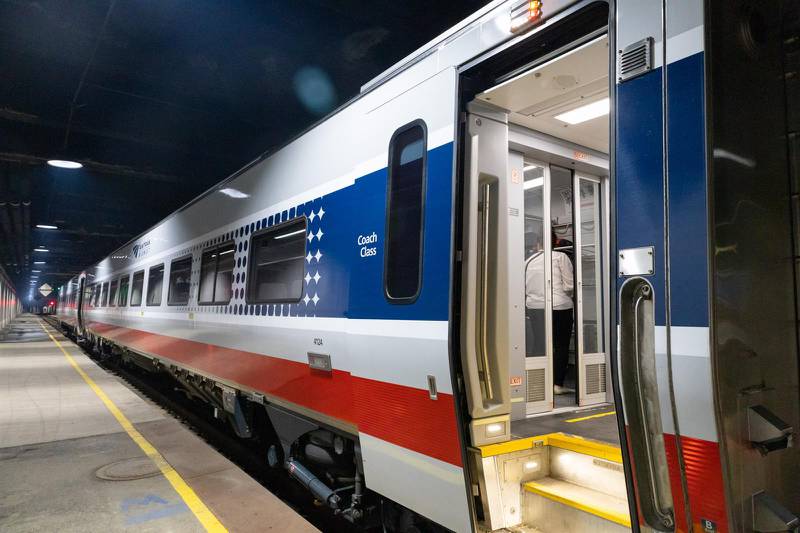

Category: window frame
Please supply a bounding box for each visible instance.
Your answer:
[383,119,428,305]
[102,282,110,307]
[130,270,145,307]
[246,216,308,305]
[146,263,165,307]
[198,241,235,306]
[167,255,193,306]
[108,279,118,307]
[117,274,131,307]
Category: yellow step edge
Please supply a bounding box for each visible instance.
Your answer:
[524,480,632,528]
[547,433,622,463]
[479,432,621,463]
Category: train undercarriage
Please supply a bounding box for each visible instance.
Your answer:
[59,327,441,533]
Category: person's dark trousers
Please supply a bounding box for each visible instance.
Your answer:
[526,308,546,356]
[552,308,574,386]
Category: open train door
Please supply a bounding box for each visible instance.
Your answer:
[459,99,516,445]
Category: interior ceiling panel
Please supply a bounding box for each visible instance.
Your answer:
[0,0,486,301]
[477,35,609,152]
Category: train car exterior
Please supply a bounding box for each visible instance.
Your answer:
[55,1,799,532]
[0,265,20,330]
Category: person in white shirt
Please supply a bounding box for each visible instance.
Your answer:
[525,232,575,395]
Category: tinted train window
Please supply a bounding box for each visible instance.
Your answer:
[385,121,426,302]
[214,243,235,303]
[108,280,118,307]
[199,242,235,305]
[247,218,306,303]
[118,275,130,307]
[130,271,144,306]
[147,264,164,306]
[102,282,109,306]
[198,250,216,304]
[168,257,192,305]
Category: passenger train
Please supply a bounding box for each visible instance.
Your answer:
[0,265,20,330]
[53,1,799,531]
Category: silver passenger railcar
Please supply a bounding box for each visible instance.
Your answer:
[56,1,800,531]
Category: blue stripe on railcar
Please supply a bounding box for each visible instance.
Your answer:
[345,142,453,321]
[667,52,709,327]
[616,67,667,326]
[264,142,453,322]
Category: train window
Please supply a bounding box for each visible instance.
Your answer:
[130,270,144,306]
[102,282,109,306]
[108,279,118,307]
[385,120,427,302]
[247,218,306,303]
[168,257,192,305]
[147,264,164,306]
[214,243,235,303]
[199,242,235,305]
[118,275,130,307]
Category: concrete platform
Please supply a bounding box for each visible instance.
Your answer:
[0,314,318,533]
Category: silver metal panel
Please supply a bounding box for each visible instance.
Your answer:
[618,246,654,276]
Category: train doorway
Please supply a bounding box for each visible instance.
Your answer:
[513,159,608,416]
[459,28,630,532]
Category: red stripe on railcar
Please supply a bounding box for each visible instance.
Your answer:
[86,321,463,467]
[668,433,728,533]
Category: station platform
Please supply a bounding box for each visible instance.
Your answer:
[0,314,318,533]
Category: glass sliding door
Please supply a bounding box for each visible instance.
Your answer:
[523,161,551,414]
[574,174,607,405]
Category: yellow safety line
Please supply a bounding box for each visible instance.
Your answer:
[523,481,632,527]
[565,410,616,423]
[39,322,227,532]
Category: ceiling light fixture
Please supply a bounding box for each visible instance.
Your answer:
[555,97,610,125]
[34,248,49,252]
[219,188,250,199]
[47,160,83,169]
[524,177,544,190]
[34,261,46,265]
[36,224,58,230]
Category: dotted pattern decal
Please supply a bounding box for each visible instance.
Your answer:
[169,198,326,319]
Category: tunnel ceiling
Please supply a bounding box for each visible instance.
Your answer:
[0,0,486,302]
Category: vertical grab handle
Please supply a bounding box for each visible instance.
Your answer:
[619,278,675,531]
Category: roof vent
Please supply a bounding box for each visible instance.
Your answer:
[617,37,653,83]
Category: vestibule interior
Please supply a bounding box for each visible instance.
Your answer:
[474,34,614,444]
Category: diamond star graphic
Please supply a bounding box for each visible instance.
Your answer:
[309,210,316,223]
[303,294,311,305]
[315,228,324,241]
[311,293,320,305]
[307,231,314,242]
[314,250,323,262]
[304,272,312,284]
[317,207,325,220]
[313,271,321,283]
[306,252,313,263]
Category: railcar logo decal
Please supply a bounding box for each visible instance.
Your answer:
[132,240,151,259]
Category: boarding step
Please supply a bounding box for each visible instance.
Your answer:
[523,477,630,532]
[475,433,630,533]
[521,435,630,533]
